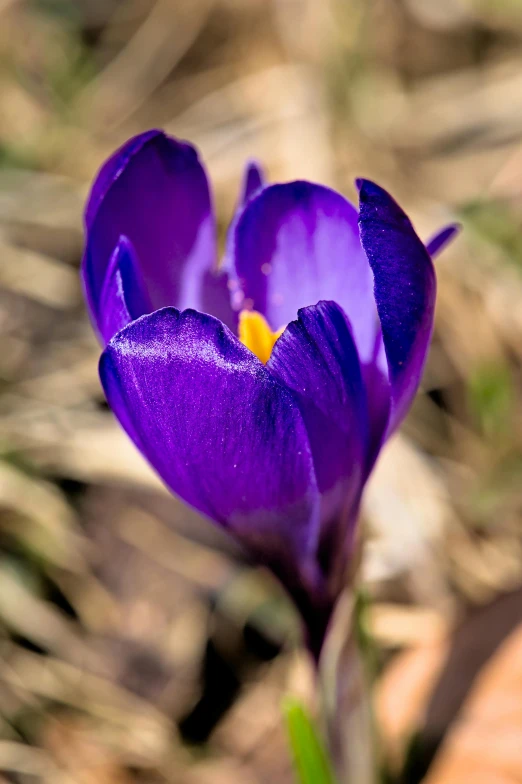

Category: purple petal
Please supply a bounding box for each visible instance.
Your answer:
[231,182,378,363]
[221,160,266,285]
[426,223,461,258]
[362,334,391,469]
[268,301,368,494]
[357,179,436,433]
[97,241,131,345]
[82,130,235,338]
[99,307,321,581]
[268,301,369,587]
[239,160,265,206]
[85,130,160,228]
[116,236,152,320]
[201,270,238,331]
[95,236,153,344]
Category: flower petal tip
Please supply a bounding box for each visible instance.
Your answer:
[426,222,462,258]
[355,178,389,203]
[245,159,265,183]
[440,222,462,243]
[239,159,266,207]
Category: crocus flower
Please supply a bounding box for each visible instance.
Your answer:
[82,130,457,660]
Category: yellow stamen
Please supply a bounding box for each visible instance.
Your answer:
[238,309,284,364]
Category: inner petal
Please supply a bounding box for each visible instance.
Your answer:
[238,309,284,364]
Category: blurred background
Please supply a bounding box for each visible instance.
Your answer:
[2,0,522,782]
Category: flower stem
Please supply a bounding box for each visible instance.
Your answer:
[319,590,380,784]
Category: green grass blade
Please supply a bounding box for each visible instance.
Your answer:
[283,698,338,784]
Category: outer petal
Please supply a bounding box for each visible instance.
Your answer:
[85,130,160,228]
[362,333,391,468]
[231,182,378,363]
[268,301,369,588]
[268,301,368,496]
[99,307,320,580]
[82,130,235,338]
[426,223,460,258]
[357,179,436,433]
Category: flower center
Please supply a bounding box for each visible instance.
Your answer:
[238,309,284,364]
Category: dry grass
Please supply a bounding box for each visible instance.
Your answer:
[2,0,522,781]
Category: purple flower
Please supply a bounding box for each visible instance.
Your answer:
[82,129,458,660]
